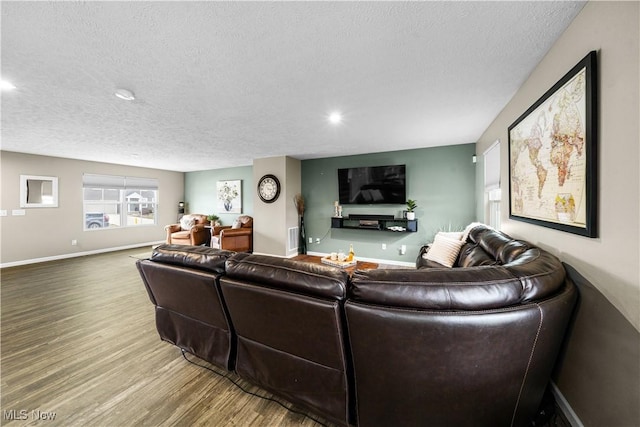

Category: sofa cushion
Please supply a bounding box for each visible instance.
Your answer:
[499,239,530,264]
[461,222,485,242]
[457,243,497,267]
[423,234,465,268]
[150,244,235,274]
[350,267,525,310]
[180,215,195,230]
[504,248,567,301]
[225,253,349,300]
[438,231,463,240]
[171,230,191,240]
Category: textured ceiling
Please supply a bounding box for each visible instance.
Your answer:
[1,1,585,172]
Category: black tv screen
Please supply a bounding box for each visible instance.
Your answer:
[338,164,406,205]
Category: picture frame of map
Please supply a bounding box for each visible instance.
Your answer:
[508,50,597,237]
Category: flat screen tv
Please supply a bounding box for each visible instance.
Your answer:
[338,164,406,205]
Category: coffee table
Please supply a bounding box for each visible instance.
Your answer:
[292,254,378,275]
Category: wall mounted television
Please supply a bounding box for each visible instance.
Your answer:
[337,164,406,205]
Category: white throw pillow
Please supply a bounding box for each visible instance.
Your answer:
[437,231,463,240]
[232,219,242,229]
[180,215,195,231]
[424,234,465,268]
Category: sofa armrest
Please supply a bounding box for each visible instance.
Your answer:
[191,223,206,232]
[219,228,252,238]
[189,225,211,246]
[212,225,231,236]
[165,224,181,244]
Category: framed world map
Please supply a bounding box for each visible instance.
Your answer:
[508,51,597,237]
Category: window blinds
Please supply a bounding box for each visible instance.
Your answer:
[82,174,158,190]
[483,140,500,192]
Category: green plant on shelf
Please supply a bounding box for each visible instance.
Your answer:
[406,199,417,212]
[207,214,220,226]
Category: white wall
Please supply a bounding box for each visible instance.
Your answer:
[476,0,639,332]
[252,156,301,257]
[0,151,184,265]
[475,3,639,425]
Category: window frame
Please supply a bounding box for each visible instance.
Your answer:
[82,174,158,231]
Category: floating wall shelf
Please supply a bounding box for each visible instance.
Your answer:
[331,214,417,233]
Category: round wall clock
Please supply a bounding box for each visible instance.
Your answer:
[257,174,280,203]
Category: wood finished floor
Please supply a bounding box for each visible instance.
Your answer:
[1,248,333,427]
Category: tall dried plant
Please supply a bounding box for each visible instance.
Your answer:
[294,193,305,216]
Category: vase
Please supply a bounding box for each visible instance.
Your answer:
[299,216,307,254]
[406,212,415,220]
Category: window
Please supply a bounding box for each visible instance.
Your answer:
[82,174,158,230]
[484,140,501,229]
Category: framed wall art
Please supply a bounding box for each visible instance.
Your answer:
[217,180,242,214]
[508,50,597,237]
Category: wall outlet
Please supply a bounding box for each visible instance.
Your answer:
[0,210,7,217]
[71,240,78,246]
[308,237,313,244]
[382,243,387,250]
[400,245,407,255]
[12,209,26,216]
[315,238,320,244]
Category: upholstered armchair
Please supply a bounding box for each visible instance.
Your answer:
[210,215,253,252]
[165,214,211,246]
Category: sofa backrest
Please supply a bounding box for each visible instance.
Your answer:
[356,226,567,310]
[465,225,531,265]
[347,226,577,426]
[136,244,237,369]
[224,253,349,300]
[150,244,234,274]
[345,279,578,427]
[220,253,353,425]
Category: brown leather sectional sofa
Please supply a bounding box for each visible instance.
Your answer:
[136,224,577,427]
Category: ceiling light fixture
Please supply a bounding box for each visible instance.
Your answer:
[114,88,135,101]
[1,80,16,91]
[328,112,342,124]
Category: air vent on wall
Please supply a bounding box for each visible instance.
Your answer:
[288,227,299,252]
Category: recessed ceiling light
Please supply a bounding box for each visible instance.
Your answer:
[114,88,135,101]
[328,112,342,124]
[1,80,16,91]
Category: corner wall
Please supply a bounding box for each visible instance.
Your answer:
[252,156,301,257]
[0,151,184,265]
[475,2,639,425]
[184,165,253,225]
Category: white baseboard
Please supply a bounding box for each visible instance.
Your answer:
[306,251,415,267]
[0,241,163,268]
[550,381,583,427]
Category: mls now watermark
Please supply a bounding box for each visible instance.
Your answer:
[3,409,57,421]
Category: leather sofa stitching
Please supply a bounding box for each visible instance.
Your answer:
[510,304,543,426]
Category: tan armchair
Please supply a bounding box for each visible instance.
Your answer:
[210,215,253,252]
[165,214,211,246]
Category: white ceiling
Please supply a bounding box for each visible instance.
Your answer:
[1,1,585,172]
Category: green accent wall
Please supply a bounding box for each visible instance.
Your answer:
[184,166,253,227]
[184,144,476,263]
[301,143,476,264]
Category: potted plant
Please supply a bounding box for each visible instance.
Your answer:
[207,214,220,226]
[406,199,417,220]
